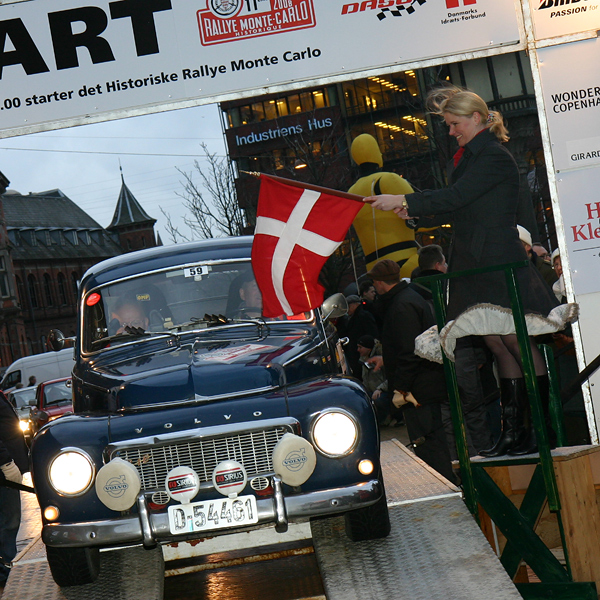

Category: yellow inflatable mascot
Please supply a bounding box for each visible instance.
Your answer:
[348,134,420,278]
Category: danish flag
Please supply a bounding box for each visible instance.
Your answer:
[251,174,363,317]
[446,0,476,7]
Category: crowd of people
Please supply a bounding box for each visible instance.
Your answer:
[339,85,578,481]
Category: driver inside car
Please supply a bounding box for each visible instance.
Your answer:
[109,296,149,335]
[238,277,263,319]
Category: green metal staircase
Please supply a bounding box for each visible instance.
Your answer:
[416,261,597,600]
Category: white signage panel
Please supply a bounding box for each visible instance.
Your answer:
[0,0,520,135]
[537,38,600,172]
[529,0,600,40]
[555,167,600,296]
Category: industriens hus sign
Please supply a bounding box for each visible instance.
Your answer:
[0,0,520,137]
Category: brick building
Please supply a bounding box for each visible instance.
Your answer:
[0,172,158,366]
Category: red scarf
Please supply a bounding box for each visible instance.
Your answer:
[453,147,465,167]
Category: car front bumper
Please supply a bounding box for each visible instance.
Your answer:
[42,476,382,549]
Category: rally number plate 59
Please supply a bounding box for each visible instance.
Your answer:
[167,494,258,534]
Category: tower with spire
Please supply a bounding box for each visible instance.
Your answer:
[107,167,158,253]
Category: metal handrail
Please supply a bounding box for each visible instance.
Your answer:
[414,260,561,513]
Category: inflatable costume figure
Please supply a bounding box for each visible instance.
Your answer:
[348,134,421,278]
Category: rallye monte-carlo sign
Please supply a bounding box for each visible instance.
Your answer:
[0,0,520,136]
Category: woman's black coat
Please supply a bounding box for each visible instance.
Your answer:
[406,129,557,321]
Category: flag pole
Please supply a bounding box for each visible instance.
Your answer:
[240,171,367,204]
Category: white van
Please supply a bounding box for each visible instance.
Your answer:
[1,349,74,392]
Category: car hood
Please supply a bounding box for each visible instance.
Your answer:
[87,328,322,410]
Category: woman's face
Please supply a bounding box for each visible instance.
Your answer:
[554,256,563,277]
[444,111,484,147]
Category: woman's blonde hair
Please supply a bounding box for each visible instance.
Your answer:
[426,85,509,143]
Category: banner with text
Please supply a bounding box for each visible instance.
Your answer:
[528,0,600,40]
[0,0,520,136]
[538,39,600,174]
[555,169,600,295]
[537,37,600,295]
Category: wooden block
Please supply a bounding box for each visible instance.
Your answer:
[484,465,513,495]
[554,454,600,587]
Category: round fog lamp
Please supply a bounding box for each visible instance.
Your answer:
[312,410,358,457]
[44,505,60,521]
[49,450,95,496]
[358,460,374,475]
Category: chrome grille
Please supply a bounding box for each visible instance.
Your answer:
[113,426,291,493]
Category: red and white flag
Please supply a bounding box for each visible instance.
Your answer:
[251,175,363,318]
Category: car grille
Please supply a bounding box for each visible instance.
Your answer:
[112,425,292,499]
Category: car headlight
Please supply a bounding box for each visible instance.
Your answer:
[49,449,95,496]
[312,410,358,457]
[19,420,30,432]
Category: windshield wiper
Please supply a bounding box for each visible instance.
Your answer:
[166,314,271,338]
[164,314,228,331]
[91,326,169,348]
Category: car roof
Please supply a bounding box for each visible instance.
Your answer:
[80,236,254,292]
[39,377,71,386]
[9,386,36,396]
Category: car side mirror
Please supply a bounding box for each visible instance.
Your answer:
[38,410,50,424]
[321,293,348,321]
[47,329,75,351]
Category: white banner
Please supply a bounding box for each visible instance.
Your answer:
[528,0,600,40]
[555,168,600,295]
[538,38,600,173]
[0,0,520,135]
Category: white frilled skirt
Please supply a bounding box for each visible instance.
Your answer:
[415,302,579,363]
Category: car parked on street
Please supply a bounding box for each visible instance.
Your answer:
[31,237,389,588]
[28,377,73,438]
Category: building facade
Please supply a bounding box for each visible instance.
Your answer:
[0,175,158,366]
[220,51,554,252]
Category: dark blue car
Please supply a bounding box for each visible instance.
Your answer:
[31,236,389,587]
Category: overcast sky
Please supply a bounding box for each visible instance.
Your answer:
[0,103,227,243]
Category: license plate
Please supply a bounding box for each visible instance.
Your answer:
[167,494,258,534]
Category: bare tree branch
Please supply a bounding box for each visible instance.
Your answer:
[163,142,245,240]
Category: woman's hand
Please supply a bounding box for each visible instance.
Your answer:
[363,194,405,211]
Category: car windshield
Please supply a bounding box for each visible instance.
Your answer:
[83,260,311,353]
[10,388,36,409]
[43,380,72,407]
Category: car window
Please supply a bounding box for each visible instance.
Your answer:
[43,381,73,406]
[2,369,20,389]
[82,260,311,352]
[9,388,36,408]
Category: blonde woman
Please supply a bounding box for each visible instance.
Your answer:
[365,86,577,456]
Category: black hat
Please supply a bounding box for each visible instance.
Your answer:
[357,334,375,350]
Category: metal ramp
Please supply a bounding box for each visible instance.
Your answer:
[4,439,522,600]
[311,439,523,600]
[4,538,164,600]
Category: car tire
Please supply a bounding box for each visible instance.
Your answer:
[344,479,391,542]
[45,545,100,587]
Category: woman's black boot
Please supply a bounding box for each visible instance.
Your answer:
[479,378,527,457]
[509,375,557,455]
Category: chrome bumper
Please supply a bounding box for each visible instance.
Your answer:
[42,478,382,549]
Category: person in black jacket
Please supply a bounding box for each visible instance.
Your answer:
[412,244,495,458]
[0,391,29,587]
[336,294,379,379]
[366,259,454,482]
[365,86,578,457]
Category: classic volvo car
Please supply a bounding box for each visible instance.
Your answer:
[31,236,390,587]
